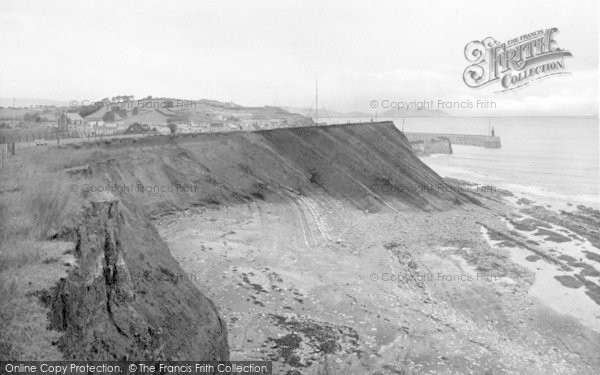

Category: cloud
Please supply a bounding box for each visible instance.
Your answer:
[0,0,596,116]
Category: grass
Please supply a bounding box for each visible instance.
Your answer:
[0,139,201,359]
[0,278,19,358]
[0,145,95,359]
[25,173,86,239]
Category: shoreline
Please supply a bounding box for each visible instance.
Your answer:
[450,176,600,331]
[423,158,600,211]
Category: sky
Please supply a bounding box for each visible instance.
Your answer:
[0,0,597,115]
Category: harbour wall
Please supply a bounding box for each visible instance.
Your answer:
[405,132,502,149]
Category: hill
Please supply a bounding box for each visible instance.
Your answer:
[80,98,312,128]
[381,108,449,117]
[283,107,372,119]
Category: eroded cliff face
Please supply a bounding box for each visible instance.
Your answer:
[49,198,228,360]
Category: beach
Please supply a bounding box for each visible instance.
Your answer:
[157,178,600,374]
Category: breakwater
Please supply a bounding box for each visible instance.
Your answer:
[409,137,453,156]
[405,132,502,149]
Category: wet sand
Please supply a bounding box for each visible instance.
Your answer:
[481,223,600,332]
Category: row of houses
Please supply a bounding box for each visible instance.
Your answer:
[58,110,292,135]
[60,112,124,129]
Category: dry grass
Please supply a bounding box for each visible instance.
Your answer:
[25,173,85,239]
[0,266,63,360]
[0,146,95,359]
[0,278,20,358]
[0,140,202,359]
[0,240,44,273]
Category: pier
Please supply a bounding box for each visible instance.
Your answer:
[404,132,502,149]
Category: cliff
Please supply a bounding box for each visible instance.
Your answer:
[48,195,228,360]
[71,121,475,215]
[1,121,476,360]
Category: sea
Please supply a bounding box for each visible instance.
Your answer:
[325,116,599,210]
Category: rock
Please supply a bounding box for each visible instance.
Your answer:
[48,199,228,360]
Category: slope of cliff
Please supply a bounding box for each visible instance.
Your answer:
[83,122,473,216]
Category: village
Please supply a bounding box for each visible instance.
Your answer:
[0,97,312,140]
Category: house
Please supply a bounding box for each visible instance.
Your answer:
[86,119,105,127]
[58,112,84,131]
[83,107,125,128]
[210,122,224,130]
[103,120,123,129]
[66,113,83,125]
[241,119,257,130]
[122,109,169,128]
[227,122,241,131]
[176,123,193,134]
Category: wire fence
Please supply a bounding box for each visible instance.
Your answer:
[0,129,128,169]
[0,130,80,170]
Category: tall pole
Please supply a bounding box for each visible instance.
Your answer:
[488,118,491,147]
[315,80,318,126]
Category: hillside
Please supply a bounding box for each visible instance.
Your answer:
[381,108,449,117]
[283,107,372,119]
[81,98,313,128]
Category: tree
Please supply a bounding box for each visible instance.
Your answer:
[125,123,143,134]
[118,108,128,118]
[167,123,177,134]
[132,107,139,116]
[102,111,115,122]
